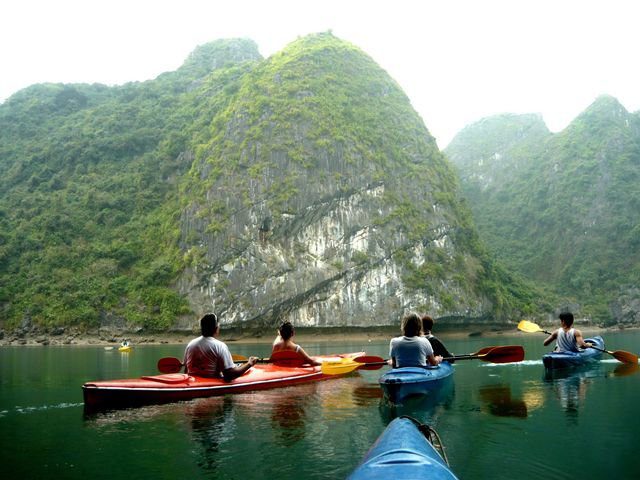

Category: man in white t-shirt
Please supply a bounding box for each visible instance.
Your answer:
[390,312,443,368]
[184,313,257,381]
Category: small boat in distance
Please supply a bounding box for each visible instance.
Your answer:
[118,339,132,352]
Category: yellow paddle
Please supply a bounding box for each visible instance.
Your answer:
[320,358,362,375]
[517,319,552,335]
[517,319,638,364]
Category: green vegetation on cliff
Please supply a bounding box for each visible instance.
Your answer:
[0,33,542,331]
[446,96,640,324]
[0,39,261,330]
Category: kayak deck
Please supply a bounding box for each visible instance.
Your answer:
[347,416,458,480]
[542,336,604,369]
[83,352,363,411]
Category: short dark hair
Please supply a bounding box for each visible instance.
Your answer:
[200,313,218,337]
[402,313,422,337]
[559,312,574,327]
[279,321,294,340]
[422,315,434,332]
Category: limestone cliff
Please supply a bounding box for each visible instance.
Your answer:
[174,33,532,328]
[0,34,539,333]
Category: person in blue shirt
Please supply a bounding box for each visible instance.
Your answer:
[390,312,442,368]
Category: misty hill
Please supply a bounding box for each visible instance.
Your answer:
[446,96,640,325]
[0,33,541,334]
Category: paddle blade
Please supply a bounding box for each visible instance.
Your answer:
[517,320,544,334]
[269,350,307,367]
[321,359,360,376]
[356,361,388,371]
[612,350,639,365]
[350,355,388,370]
[613,362,640,377]
[353,355,385,364]
[157,357,183,374]
[474,346,499,356]
[232,354,248,362]
[479,345,525,364]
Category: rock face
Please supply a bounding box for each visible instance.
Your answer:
[174,33,527,328]
[0,33,538,332]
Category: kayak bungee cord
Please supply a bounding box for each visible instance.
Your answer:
[400,415,450,466]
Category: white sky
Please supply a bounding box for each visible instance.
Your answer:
[1,0,639,147]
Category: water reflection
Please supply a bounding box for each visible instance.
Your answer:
[612,362,640,377]
[351,385,384,407]
[521,386,545,412]
[543,365,601,421]
[379,377,455,425]
[186,396,234,472]
[477,384,527,418]
[269,385,314,446]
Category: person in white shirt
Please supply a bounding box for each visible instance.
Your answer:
[184,313,257,381]
[390,312,443,368]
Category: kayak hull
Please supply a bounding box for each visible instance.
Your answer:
[542,336,604,369]
[83,352,363,411]
[379,362,454,403]
[347,417,458,480]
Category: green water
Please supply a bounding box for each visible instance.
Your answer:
[1,331,639,479]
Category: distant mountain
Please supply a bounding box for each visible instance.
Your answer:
[0,33,542,333]
[446,96,640,325]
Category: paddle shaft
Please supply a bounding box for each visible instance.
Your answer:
[350,346,524,369]
[586,344,639,364]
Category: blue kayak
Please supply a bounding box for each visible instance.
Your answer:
[379,362,454,403]
[542,336,604,369]
[347,417,459,480]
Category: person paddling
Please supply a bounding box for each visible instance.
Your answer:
[184,313,258,381]
[543,312,592,352]
[272,321,320,366]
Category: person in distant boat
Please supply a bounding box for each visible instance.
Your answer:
[543,312,592,352]
[390,312,443,368]
[184,313,258,381]
[120,339,129,348]
[421,315,454,362]
[272,321,321,366]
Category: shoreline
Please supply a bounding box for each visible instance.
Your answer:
[0,324,625,347]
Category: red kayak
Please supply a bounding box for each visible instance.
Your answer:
[83,352,364,411]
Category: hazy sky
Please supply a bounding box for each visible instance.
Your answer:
[2,0,639,147]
